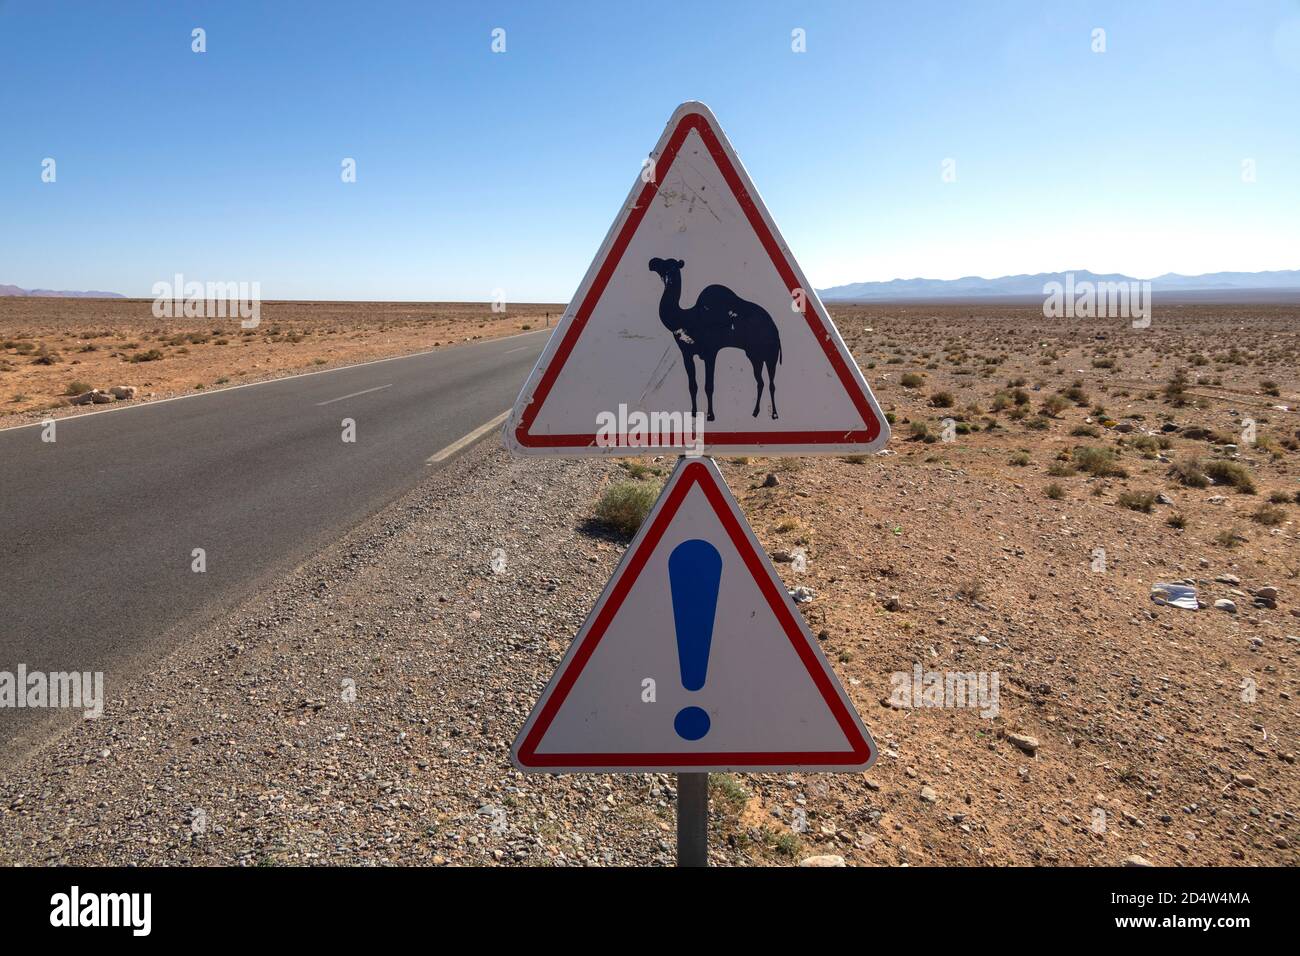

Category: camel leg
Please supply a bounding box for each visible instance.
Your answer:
[749,355,764,417]
[680,348,698,417]
[703,354,717,421]
[765,356,778,419]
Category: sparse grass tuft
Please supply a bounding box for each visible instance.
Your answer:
[1203,460,1256,494]
[1041,394,1069,417]
[1252,503,1286,526]
[619,460,661,481]
[1072,445,1127,478]
[1164,368,1190,406]
[1117,490,1157,512]
[1169,458,1209,488]
[1214,527,1247,549]
[594,481,660,538]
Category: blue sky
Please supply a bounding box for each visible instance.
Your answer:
[2,0,1298,301]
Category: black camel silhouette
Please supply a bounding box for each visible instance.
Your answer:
[648,257,782,421]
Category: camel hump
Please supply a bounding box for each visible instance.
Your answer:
[697,283,750,313]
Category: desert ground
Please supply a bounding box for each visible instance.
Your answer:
[0,298,557,422]
[0,300,1296,866]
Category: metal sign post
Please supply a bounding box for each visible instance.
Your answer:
[676,772,709,867]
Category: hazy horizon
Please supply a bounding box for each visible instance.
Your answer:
[7,265,1300,304]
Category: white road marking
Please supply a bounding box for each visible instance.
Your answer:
[426,409,510,465]
[0,327,550,434]
[504,345,532,354]
[315,384,391,406]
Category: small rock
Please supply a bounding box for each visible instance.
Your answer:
[761,473,780,488]
[798,854,846,867]
[883,595,902,612]
[1007,734,1039,755]
[1215,574,1241,585]
[1122,855,1153,867]
[1214,599,1237,613]
[919,786,938,804]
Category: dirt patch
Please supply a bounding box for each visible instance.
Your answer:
[0,298,561,424]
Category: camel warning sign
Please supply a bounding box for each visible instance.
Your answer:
[511,457,876,773]
[505,101,889,457]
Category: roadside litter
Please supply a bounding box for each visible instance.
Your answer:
[1151,583,1198,610]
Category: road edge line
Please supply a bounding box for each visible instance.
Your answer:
[426,409,511,465]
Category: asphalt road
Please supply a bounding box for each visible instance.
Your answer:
[0,330,548,753]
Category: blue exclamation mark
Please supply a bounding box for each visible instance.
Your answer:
[668,538,722,741]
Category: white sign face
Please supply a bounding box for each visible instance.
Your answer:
[505,101,889,457]
[512,457,876,773]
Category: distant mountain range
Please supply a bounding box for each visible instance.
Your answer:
[5,269,1298,303]
[818,269,1300,301]
[0,284,125,298]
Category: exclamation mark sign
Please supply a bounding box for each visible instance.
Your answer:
[668,538,722,741]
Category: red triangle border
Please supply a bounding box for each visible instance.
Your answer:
[514,109,884,450]
[515,460,874,768]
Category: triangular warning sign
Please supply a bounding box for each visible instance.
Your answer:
[512,457,876,773]
[506,101,889,457]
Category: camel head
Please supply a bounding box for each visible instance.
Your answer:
[648,257,685,286]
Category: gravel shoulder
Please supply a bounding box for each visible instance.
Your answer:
[0,441,704,866]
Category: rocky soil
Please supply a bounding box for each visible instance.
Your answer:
[1,303,1296,866]
[0,298,555,425]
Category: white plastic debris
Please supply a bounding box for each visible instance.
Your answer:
[1151,583,1198,610]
